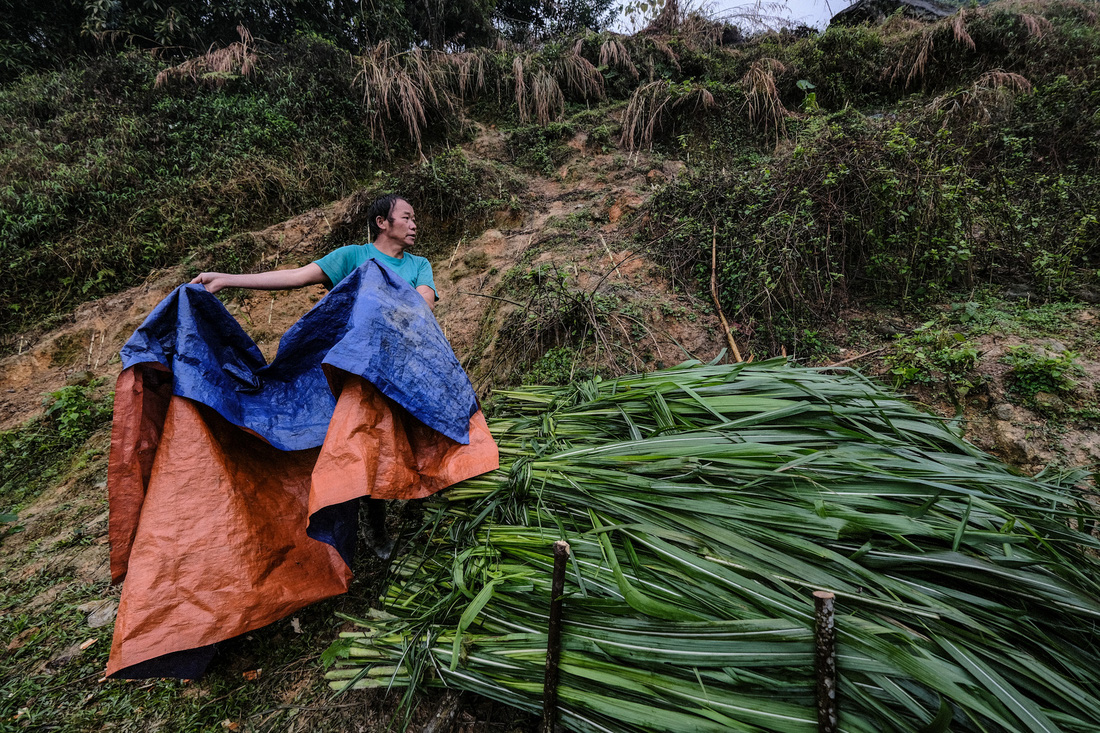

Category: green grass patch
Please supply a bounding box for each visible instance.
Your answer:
[0,381,113,514]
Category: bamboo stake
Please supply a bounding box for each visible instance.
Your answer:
[814,590,838,733]
[709,225,743,363]
[541,540,570,733]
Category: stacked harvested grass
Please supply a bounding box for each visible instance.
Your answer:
[327,360,1100,731]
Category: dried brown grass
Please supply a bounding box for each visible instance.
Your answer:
[929,70,1033,124]
[446,49,491,100]
[891,4,1058,87]
[599,38,639,80]
[1020,12,1054,35]
[741,58,790,137]
[154,26,257,88]
[645,38,682,75]
[555,49,605,100]
[353,41,453,153]
[512,54,565,125]
[510,49,604,125]
[620,80,716,150]
[677,10,727,49]
[892,10,976,88]
[643,0,682,35]
[531,69,566,126]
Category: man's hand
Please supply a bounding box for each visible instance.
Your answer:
[190,272,234,294]
[190,264,327,294]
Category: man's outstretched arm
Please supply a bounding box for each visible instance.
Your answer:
[416,285,436,311]
[190,263,327,294]
[193,262,437,310]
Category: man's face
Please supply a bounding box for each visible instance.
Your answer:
[378,199,416,249]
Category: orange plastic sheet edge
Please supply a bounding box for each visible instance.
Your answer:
[106,364,499,677]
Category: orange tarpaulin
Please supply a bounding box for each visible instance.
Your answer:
[106,363,498,678]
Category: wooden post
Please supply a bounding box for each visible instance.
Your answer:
[710,224,744,363]
[814,590,838,733]
[541,540,571,733]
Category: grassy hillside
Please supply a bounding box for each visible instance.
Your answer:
[3,2,1099,346]
[2,2,1100,730]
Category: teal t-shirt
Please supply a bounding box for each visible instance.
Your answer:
[314,243,437,298]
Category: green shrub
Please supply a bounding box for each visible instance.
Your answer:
[1002,344,1080,397]
[786,24,888,109]
[885,326,980,396]
[508,121,575,175]
[392,148,522,256]
[0,382,113,512]
[644,92,1100,345]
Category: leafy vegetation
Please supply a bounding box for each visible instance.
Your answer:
[0,40,378,339]
[391,147,524,256]
[1,0,619,77]
[1003,344,1082,397]
[508,121,576,175]
[7,0,1094,347]
[329,359,1100,731]
[0,381,113,514]
[885,325,981,396]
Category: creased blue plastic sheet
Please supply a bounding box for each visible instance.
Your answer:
[120,260,478,448]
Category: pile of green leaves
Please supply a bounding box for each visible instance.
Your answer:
[326,359,1100,732]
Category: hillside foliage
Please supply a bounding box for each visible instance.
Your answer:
[1,0,1099,348]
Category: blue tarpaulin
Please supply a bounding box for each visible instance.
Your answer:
[120,261,479,449]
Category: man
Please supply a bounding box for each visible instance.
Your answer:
[190,194,438,559]
[191,194,437,309]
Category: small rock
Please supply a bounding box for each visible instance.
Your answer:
[78,599,118,629]
[1033,392,1065,413]
[872,320,903,336]
[1011,438,1043,463]
[1003,283,1033,300]
[993,403,1014,421]
[47,642,86,670]
[991,419,1038,463]
[1044,340,1067,354]
[1073,286,1100,304]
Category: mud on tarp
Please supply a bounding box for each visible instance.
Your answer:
[106,261,499,679]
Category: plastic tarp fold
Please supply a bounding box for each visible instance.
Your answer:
[106,262,499,678]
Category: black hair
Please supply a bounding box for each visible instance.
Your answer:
[367,194,411,239]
